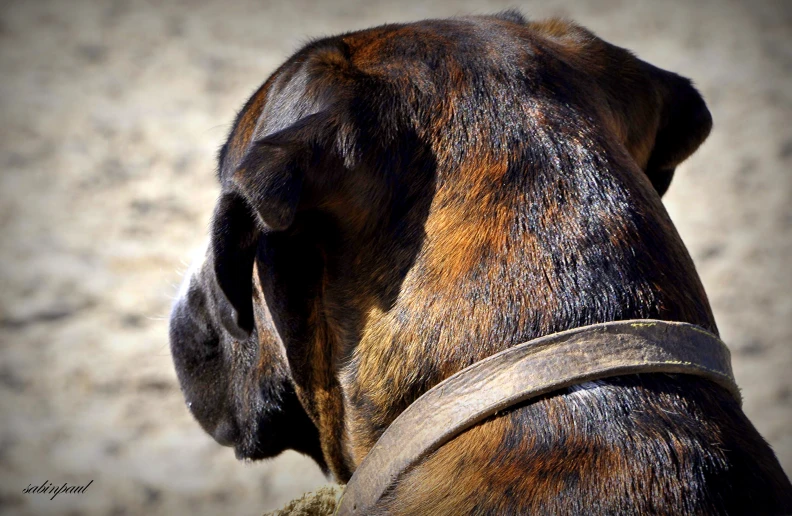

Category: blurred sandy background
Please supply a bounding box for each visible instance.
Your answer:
[0,0,789,514]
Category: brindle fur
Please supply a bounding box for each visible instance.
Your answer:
[169,12,792,514]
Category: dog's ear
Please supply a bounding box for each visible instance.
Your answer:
[209,191,259,338]
[644,71,712,196]
[210,112,335,337]
[230,111,334,231]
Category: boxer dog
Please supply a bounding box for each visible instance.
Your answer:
[169,12,792,514]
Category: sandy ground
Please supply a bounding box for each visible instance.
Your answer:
[0,0,789,514]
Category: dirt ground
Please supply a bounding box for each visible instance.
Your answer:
[0,0,789,514]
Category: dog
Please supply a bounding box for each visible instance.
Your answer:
[169,12,792,514]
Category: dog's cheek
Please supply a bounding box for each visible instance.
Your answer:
[227,343,326,467]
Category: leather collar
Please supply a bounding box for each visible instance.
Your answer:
[335,319,739,515]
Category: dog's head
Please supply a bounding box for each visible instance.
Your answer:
[169,13,712,480]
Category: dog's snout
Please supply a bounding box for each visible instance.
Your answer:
[176,241,209,301]
[182,395,240,448]
[209,418,240,447]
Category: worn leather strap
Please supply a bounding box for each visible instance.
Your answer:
[335,319,739,515]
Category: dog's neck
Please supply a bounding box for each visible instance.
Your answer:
[319,116,716,472]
